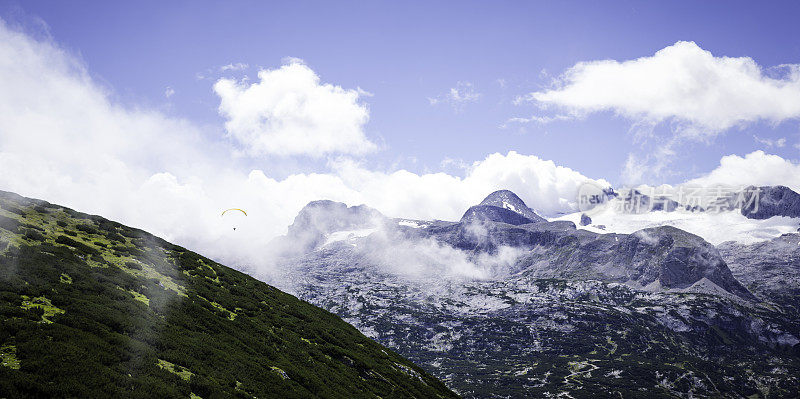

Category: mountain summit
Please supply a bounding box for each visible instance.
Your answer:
[460,190,546,225]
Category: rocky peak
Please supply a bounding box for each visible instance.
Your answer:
[739,185,800,219]
[460,190,545,225]
[618,226,754,299]
[288,200,384,237]
[270,200,385,255]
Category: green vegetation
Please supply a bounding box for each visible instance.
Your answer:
[1,344,19,369]
[0,190,456,398]
[19,295,65,323]
[158,359,194,381]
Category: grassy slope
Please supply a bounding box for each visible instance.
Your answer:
[0,191,457,399]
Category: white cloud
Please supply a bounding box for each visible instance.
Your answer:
[0,21,608,275]
[753,135,786,148]
[164,86,175,98]
[525,41,800,137]
[429,81,480,111]
[213,59,376,157]
[328,151,609,220]
[684,150,800,192]
[220,62,248,72]
[503,114,571,126]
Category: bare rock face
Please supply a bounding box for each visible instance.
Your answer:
[460,190,546,224]
[270,200,385,255]
[288,200,384,237]
[580,213,592,226]
[612,226,754,299]
[718,233,800,311]
[460,205,538,226]
[282,191,753,300]
[739,185,800,219]
[270,190,799,397]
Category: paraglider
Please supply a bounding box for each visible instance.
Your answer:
[221,208,247,217]
[221,208,247,230]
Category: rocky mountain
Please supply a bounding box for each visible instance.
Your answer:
[718,233,800,315]
[610,185,800,219]
[270,190,800,398]
[738,185,800,220]
[461,190,546,224]
[0,191,456,398]
[618,189,682,213]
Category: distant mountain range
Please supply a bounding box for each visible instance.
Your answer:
[270,188,800,397]
[0,191,456,398]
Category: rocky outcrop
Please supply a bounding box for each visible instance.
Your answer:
[270,200,385,255]
[460,204,538,226]
[477,190,546,222]
[718,233,800,308]
[739,185,800,219]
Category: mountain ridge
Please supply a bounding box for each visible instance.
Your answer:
[0,190,456,398]
[269,188,800,397]
[281,190,753,299]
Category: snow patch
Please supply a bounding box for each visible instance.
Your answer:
[551,207,799,245]
[398,220,427,228]
[323,228,378,246]
[502,200,519,213]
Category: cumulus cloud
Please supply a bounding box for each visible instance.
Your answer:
[329,151,609,220]
[213,59,376,157]
[429,81,480,111]
[523,41,800,137]
[683,150,800,192]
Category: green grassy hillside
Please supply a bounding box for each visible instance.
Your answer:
[0,191,457,398]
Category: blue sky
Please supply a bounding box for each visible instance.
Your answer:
[3,1,800,267]
[7,0,800,182]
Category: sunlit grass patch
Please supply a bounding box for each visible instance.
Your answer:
[157,359,194,381]
[20,295,65,323]
[198,295,237,320]
[117,286,150,305]
[1,344,20,369]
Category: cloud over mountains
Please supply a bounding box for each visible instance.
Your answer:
[525,41,800,137]
[1,20,799,274]
[0,20,608,270]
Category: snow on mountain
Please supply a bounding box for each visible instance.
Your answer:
[264,188,800,397]
[477,189,547,223]
[552,197,800,245]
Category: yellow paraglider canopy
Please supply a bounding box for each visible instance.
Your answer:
[221,208,247,216]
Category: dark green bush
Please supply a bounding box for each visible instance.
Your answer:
[23,230,45,242]
[54,235,99,256]
[0,215,20,233]
[124,261,142,270]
